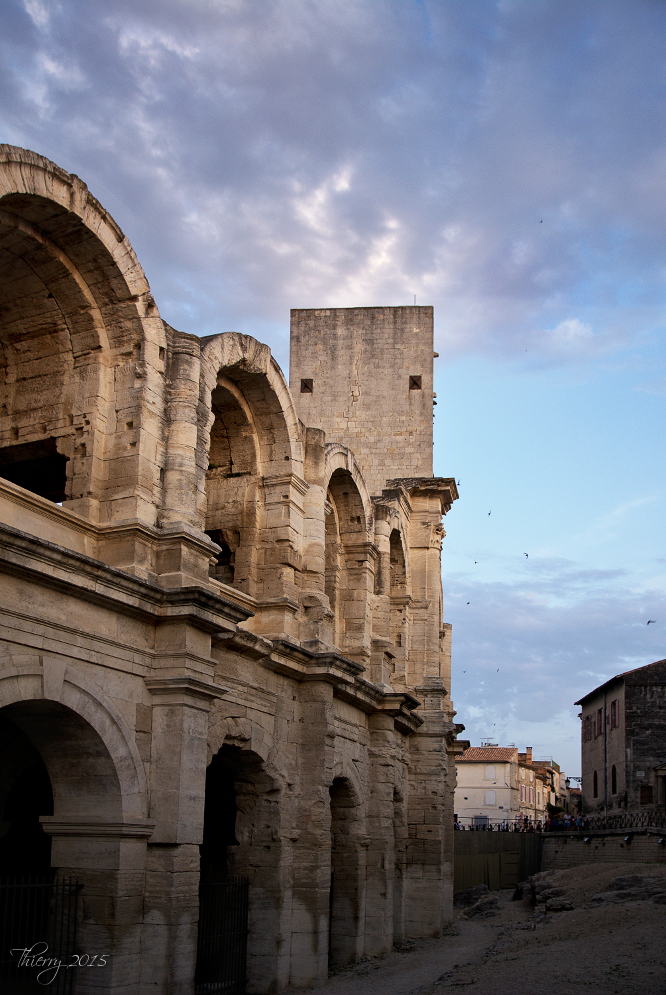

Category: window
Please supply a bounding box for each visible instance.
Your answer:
[409,375,422,390]
[537,791,541,806]
[610,699,619,729]
[529,786,534,804]
[300,379,313,393]
[484,765,496,780]
[640,785,653,805]
[529,771,533,782]
[593,771,598,798]
[611,765,617,795]
[520,785,526,802]
[596,707,603,737]
[520,768,525,779]
[585,715,591,741]
[485,791,496,806]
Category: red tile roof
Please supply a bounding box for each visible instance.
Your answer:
[458,747,517,763]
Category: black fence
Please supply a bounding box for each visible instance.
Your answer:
[576,811,666,832]
[195,877,249,995]
[0,875,80,994]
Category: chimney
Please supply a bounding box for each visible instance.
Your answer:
[526,747,532,763]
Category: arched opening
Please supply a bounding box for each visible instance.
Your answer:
[328,777,363,971]
[0,180,164,524]
[389,530,409,683]
[325,470,368,659]
[389,530,406,594]
[0,696,139,991]
[0,201,98,507]
[199,745,283,994]
[205,381,261,596]
[0,711,53,875]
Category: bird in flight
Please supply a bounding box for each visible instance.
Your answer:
[524,553,528,559]
[457,479,460,485]
[488,511,491,516]
[467,602,470,605]
[647,619,656,625]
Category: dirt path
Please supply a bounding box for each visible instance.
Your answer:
[285,863,666,995]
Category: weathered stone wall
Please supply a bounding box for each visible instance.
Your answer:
[289,307,435,499]
[0,148,465,995]
[541,832,666,871]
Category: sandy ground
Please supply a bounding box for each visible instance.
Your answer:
[286,863,666,995]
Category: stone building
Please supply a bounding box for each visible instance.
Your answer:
[455,746,519,825]
[455,745,553,827]
[0,146,465,994]
[576,659,666,816]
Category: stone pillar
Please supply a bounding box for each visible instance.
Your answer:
[41,816,155,994]
[143,673,227,995]
[289,681,335,987]
[363,713,396,957]
[404,679,454,938]
[340,542,376,667]
[159,336,202,532]
[255,473,308,639]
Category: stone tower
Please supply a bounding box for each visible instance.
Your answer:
[289,306,435,497]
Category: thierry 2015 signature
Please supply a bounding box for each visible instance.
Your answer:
[11,942,109,985]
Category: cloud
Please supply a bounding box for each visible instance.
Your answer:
[2,0,666,365]
[446,557,666,774]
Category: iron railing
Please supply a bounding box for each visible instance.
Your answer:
[195,877,249,995]
[0,874,80,994]
[578,811,666,832]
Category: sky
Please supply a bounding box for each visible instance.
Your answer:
[2,0,666,778]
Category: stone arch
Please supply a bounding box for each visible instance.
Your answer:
[200,333,303,479]
[0,658,152,990]
[0,659,148,819]
[199,334,305,601]
[201,740,286,993]
[0,146,167,524]
[324,450,374,660]
[324,444,373,529]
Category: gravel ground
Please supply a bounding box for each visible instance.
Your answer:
[285,863,666,995]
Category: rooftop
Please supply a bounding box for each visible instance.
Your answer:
[458,746,518,763]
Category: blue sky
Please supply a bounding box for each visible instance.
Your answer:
[2,0,666,777]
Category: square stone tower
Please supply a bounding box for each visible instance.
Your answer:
[289,306,435,497]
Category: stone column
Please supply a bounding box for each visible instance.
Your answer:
[363,712,396,957]
[404,679,454,939]
[159,336,202,532]
[41,816,155,994]
[289,681,335,987]
[142,673,228,995]
[340,542,377,667]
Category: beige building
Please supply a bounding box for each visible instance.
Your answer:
[455,746,519,824]
[0,147,466,994]
[456,745,554,827]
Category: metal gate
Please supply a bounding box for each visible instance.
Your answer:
[0,874,80,994]
[195,877,249,995]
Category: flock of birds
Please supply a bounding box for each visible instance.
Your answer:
[458,491,656,627]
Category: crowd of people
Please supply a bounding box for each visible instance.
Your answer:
[454,813,584,832]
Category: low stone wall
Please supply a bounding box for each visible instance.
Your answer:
[454,831,542,891]
[541,830,666,871]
